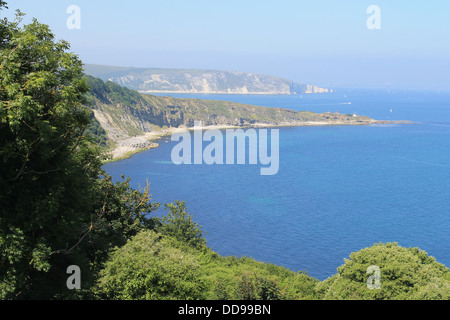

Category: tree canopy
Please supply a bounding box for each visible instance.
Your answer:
[0,8,158,299]
[316,242,450,300]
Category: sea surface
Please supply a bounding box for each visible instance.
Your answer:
[103,89,450,280]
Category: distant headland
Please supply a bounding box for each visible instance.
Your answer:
[84,76,405,161]
[83,64,331,95]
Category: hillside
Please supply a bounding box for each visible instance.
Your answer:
[83,64,330,95]
[85,76,377,159]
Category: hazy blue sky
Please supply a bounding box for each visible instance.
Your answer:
[3,0,450,90]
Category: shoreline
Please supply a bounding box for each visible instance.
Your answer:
[104,125,238,162]
[104,119,411,163]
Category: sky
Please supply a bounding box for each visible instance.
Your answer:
[2,0,450,90]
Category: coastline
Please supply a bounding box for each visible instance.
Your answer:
[104,125,239,162]
[139,90,292,95]
[104,119,410,163]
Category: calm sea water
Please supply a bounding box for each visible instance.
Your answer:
[104,89,450,280]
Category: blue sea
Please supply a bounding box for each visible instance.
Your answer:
[103,89,450,280]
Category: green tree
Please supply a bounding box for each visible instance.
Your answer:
[235,273,284,300]
[0,6,158,299]
[156,200,207,249]
[94,230,206,300]
[316,242,450,300]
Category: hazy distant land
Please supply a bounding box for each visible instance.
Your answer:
[83,64,331,95]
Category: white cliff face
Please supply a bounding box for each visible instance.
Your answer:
[304,85,331,94]
[109,71,294,94]
[84,64,329,95]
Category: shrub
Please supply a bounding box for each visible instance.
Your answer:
[317,242,450,300]
[95,230,206,300]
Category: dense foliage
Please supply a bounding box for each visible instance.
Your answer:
[0,6,158,299]
[95,230,206,300]
[84,111,108,147]
[317,242,450,300]
[84,75,146,107]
